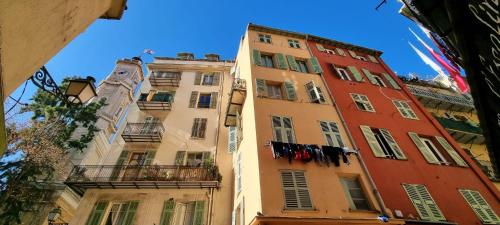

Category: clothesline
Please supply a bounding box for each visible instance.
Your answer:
[270,141,357,167]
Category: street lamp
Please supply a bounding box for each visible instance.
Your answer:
[47,207,61,225]
[30,66,97,105]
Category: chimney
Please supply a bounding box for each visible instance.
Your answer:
[205,53,220,61]
[177,52,194,60]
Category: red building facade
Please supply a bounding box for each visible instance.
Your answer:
[307,37,500,224]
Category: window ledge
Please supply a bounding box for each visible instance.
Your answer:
[282,208,319,212]
[405,219,457,225]
[348,208,380,213]
[190,137,206,140]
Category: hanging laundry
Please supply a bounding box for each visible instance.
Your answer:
[284,143,293,164]
[300,144,313,163]
[322,145,340,167]
[271,141,284,159]
[341,147,351,165]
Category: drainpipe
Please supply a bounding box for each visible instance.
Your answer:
[304,35,389,216]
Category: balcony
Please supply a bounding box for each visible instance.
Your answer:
[149,71,181,87]
[65,165,220,195]
[406,85,475,112]
[224,79,247,126]
[121,123,165,142]
[434,116,484,144]
[137,93,173,111]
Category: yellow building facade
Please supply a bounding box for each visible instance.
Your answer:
[224,24,404,225]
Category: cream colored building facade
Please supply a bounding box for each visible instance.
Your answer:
[66,54,233,225]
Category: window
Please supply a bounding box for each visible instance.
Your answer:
[272,116,295,143]
[267,83,283,99]
[408,133,468,166]
[341,177,371,210]
[393,100,418,119]
[288,39,300,48]
[202,74,214,85]
[168,201,205,225]
[372,74,386,87]
[420,138,448,164]
[85,201,139,225]
[336,48,346,56]
[350,94,375,112]
[403,184,446,222]
[194,72,220,86]
[336,67,351,81]
[281,171,312,210]
[296,60,309,73]
[191,118,207,138]
[174,151,211,167]
[261,54,274,68]
[459,189,500,224]
[258,34,272,43]
[197,93,212,108]
[320,121,344,147]
[305,82,326,103]
[154,71,180,79]
[360,125,406,160]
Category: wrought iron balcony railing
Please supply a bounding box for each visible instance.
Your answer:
[137,93,173,111]
[406,85,475,112]
[65,165,220,195]
[224,79,247,127]
[121,123,165,142]
[434,116,484,144]
[149,72,181,87]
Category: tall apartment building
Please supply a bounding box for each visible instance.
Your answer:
[308,34,500,224]
[224,24,405,225]
[65,53,233,225]
[400,76,500,190]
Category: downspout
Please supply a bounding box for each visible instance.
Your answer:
[304,35,389,216]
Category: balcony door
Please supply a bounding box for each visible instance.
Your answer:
[122,152,147,180]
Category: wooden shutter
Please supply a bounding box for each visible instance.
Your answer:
[348,50,357,58]
[199,118,207,138]
[193,201,205,225]
[408,132,440,164]
[403,184,445,221]
[194,72,202,85]
[189,91,198,108]
[228,126,237,153]
[175,151,186,165]
[379,129,407,159]
[252,49,262,66]
[111,151,129,180]
[309,57,323,74]
[159,200,175,225]
[360,125,385,157]
[382,73,401,89]
[284,81,297,101]
[403,184,431,220]
[435,136,468,167]
[336,48,346,56]
[416,185,446,221]
[287,55,299,71]
[85,201,108,225]
[122,201,139,225]
[362,69,377,85]
[316,43,325,51]
[210,92,218,108]
[255,79,267,97]
[276,53,288,70]
[191,118,200,137]
[460,189,500,224]
[144,151,156,165]
[368,55,379,63]
[212,73,220,86]
[347,66,364,82]
[281,171,312,209]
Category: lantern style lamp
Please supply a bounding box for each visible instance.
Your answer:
[65,76,98,104]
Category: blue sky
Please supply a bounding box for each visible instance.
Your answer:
[5,0,437,117]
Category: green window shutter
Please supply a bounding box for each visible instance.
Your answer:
[189,91,198,108]
[415,185,446,221]
[287,55,299,71]
[435,136,468,167]
[284,81,297,101]
[379,128,406,159]
[212,73,220,86]
[144,151,156,165]
[252,49,262,66]
[276,53,288,70]
[111,151,129,180]
[408,132,440,164]
[368,55,379,63]
[347,66,364,82]
[336,48,346,56]
[383,73,401,89]
[194,72,202,85]
[309,57,323,74]
[159,200,176,225]
[255,79,267,97]
[362,69,377,85]
[316,43,325,51]
[460,189,500,223]
[123,201,139,225]
[85,201,108,225]
[193,201,205,225]
[228,126,237,153]
[175,151,186,165]
[403,184,433,221]
[359,125,385,157]
[210,92,218,109]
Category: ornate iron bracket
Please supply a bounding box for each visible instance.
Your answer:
[30,66,67,103]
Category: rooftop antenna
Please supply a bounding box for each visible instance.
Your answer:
[375,0,387,10]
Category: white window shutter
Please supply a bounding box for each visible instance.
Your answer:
[368,55,379,63]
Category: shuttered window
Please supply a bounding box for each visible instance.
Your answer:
[347,66,364,82]
[393,100,418,119]
[305,81,326,104]
[159,200,175,225]
[189,91,198,108]
[320,121,344,147]
[459,189,500,224]
[258,34,272,43]
[309,57,323,74]
[283,81,297,101]
[350,93,375,112]
[382,73,401,89]
[191,118,207,138]
[360,125,406,159]
[281,171,313,210]
[336,48,346,56]
[340,177,371,210]
[272,116,295,143]
[88,201,139,225]
[193,201,205,225]
[435,136,468,167]
[287,55,299,71]
[408,133,453,165]
[288,39,300,48]
[403,184,446,222]
[276,53,288,70]
[197,93,212,108]
[348,50,357,58]
[368,55,379,63]
[228,126,237,153]
[252,49,262,66]
[261,54,275,68]
[85,201,108,225]
[296,60,309,73]
[255,79,267,97]
[332,65,351,81]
